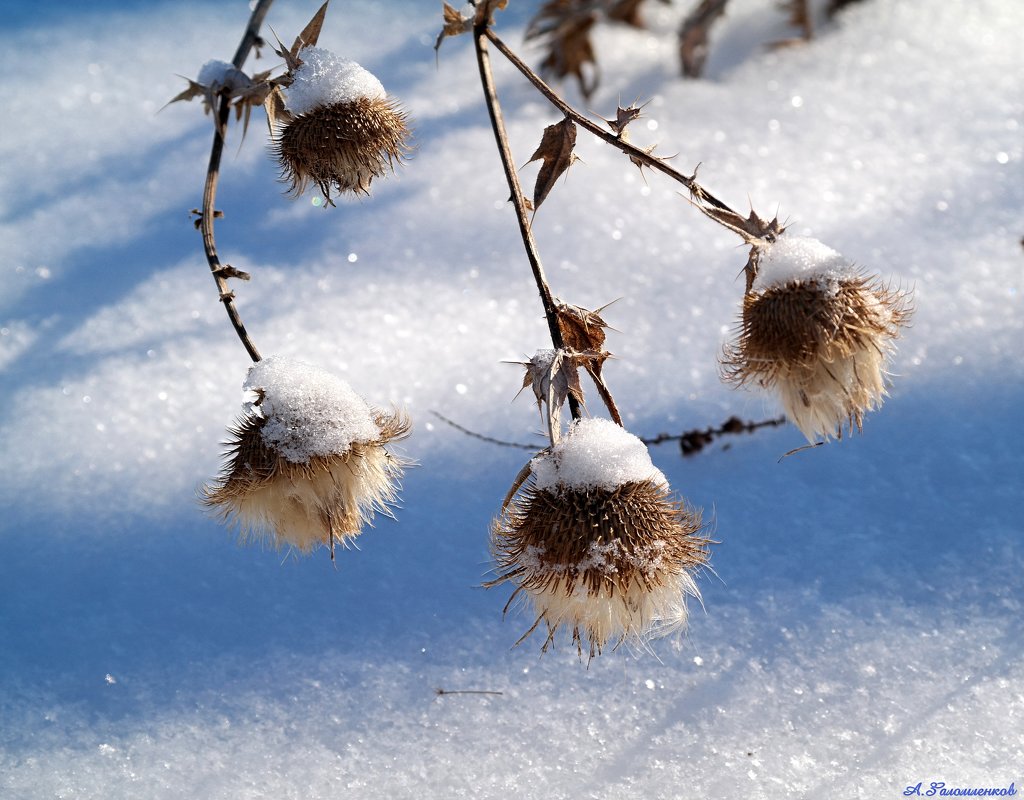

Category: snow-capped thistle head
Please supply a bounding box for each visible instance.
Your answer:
[488,418,709,660]
[722,235,912,443]
[202,356,409,557]
[271,46,410,203]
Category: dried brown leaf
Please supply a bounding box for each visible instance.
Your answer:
[474,0,509,26]
[292,1,330,57]
[527,1,600,98]
[555,301,611,353]
[435,2,473,52]
[779,0,813,38]
[518,349,587,444]
[263,85,291,137]
[605,99,647,137]
[167,78,207,106]
[827,0,864,15]
[606,0,647,27]
[527,118,578,211]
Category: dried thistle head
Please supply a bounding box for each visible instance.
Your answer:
[202,356,410,556]
[489,418,709,659]
[271,47,410,204]
[722,235,912,442]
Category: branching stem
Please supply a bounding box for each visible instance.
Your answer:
[483,28,740,219]
[199,0,275,363]
[473,24,581,423]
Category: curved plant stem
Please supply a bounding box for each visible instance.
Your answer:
[473,23,582,423]
[199,0,275,364]
[483,27,740,218]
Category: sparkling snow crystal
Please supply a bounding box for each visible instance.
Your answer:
[244,356,381,463]
[752,235,857,292]
[284,47,386,116]
[531,418,666,492]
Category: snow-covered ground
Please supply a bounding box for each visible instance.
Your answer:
[1,0,1022,797]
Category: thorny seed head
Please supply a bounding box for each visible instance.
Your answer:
[272,47,411,204]
[488,419,709,660]
[722,235,912,442]
[202,357,410,556]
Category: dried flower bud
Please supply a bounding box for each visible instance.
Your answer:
[272,47,410,203]
[202,356,409,556]
[489,418,709,659]
[722,235,912,442]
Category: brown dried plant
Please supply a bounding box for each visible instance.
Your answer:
[174,2,413,558]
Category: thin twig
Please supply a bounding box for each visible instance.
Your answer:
[435,688,504,696]
[430,411,540,448]
[432,409,787,456]
[473,23,582,425]
[199,0,274,363]
[643,415,786,455]
[483,28,740,217]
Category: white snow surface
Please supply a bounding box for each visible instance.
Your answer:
[1,0,1023,797]
[284,45,386,116]
[752,234,857,291]
[532,417,667,492]
[244,355,381,463]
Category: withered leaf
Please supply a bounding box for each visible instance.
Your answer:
[292,1,330,56]
[263,85,291,137]
[268,26,303,73]
[555,300,611,353]
[526,117,578,212]
[779,0,813,39]
[435,2,473,53]
[517,349,586,444]
[827,0,863,15]
[679,0,729,78]
[526,1,600,98]
[605,100,647,137]
[167,78,207,107]
[606,0,648,28]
